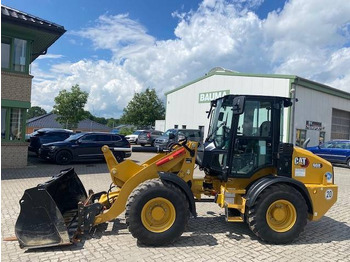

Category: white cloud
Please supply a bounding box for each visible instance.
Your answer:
[73,14,155,61]
[31,60,143,117]
[32,0,350,118]
[36,54,64,60]
[264,0,350,81]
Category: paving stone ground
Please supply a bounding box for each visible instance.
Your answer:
[1,152,350,262]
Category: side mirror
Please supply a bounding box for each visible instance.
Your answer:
[169,133,176,140]
[232,96,245,115]
[76,139,82,144]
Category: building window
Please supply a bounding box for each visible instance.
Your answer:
[13,38,27,72]
[10,108,23,140]
[296,129,306,147]
[1,37,11,68]
[319,131,326,145]
[174,125,178,129]
[1,107,26,142]
[1,36,29,73]
[182,125,186,129]
[1,108,7,139]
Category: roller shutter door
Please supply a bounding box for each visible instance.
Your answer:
[331,108,350,139]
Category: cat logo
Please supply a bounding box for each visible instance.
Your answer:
[294,157,309,168]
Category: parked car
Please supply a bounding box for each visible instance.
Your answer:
[307,140,350,168]
[28,128,74,154]
[137,130,163,146]
[38,132,131,164]
[125,130,144,144]
[154,129,203,151]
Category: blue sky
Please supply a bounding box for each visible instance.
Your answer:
[3,0,350,118]
[3,0,285,68]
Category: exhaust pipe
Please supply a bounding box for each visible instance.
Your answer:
[302,138,311,149]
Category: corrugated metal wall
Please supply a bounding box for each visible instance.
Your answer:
[331,109,350,139]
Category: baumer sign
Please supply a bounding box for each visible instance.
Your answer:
[198,90,230,103]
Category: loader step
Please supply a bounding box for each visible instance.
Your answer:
[226,216,244,222]
[225,206,244,223]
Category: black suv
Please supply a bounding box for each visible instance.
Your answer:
[39,132,131,164]
[28,128,73,154]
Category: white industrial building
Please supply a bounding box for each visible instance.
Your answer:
[164,68,350,146]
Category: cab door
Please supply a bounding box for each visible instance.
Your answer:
[229,99,279,178]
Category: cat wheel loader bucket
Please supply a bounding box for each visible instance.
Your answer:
[15,168,88,249]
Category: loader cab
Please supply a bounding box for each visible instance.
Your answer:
[200,95,292,181]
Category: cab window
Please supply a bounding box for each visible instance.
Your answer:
[231,100,273,176]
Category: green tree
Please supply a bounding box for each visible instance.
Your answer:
[107,118,120,128]
[120,88,165,127]
[85,111,108,125]
[27,106,47,119]
[119,126,135,135]
[53,84,88,129]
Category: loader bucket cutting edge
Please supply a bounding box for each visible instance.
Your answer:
[15,168,88,249]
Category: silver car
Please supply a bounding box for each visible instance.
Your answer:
[137,130,164,146]
[154,129,202,151]
[125,130,144,144]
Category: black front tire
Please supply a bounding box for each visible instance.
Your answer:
[247,183,308,244]
[125,178,189,246]
[55,150,73,165]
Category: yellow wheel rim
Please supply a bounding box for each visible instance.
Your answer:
[141,197,176,233]
[266,200,297,232]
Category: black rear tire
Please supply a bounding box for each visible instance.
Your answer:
[55,150,73,165]
[125,178,189,246]
[247,183,308,244]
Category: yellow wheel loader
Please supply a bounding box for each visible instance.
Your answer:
[15,95,338,249]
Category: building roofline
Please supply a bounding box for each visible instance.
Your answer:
[26,113,112,130]
[165,69,350,100]
[292,77,350,99]
[27,113,53,123]
[1,5,66,34]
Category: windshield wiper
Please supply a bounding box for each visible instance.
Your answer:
[206,121,226,142]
